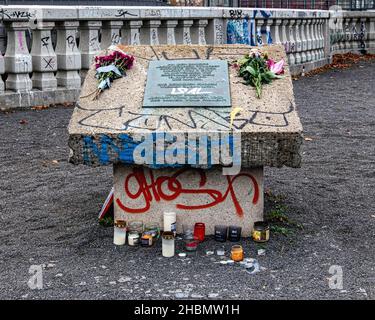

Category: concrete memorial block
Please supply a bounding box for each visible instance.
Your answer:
[114,165,263,236]
[68,44,303,236]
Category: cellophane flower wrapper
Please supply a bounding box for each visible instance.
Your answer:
[93,49,135,98]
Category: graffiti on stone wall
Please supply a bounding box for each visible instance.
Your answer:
[330,18,367,52]
[115,167,259,216]
[226,10,273,47]
[77,102,293,133]
[353,22,366,51]
[80,129,244,171]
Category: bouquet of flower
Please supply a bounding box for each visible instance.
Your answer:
[233,49,285,99]
[92,49,135,99]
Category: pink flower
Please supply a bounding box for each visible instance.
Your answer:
[267,58,285,75]
[231,62,240,70]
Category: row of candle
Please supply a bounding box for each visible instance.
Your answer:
[113,214,270,258]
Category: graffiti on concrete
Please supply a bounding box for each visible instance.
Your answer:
[77,102,294,132]
[82,131,240,167]
[0,8,33,20]
[226,10,273,46]
[115,9,138,18]
[115,167,260,216]
[353,21,366,50]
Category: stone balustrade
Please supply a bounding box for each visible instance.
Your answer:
[0,5,374,109]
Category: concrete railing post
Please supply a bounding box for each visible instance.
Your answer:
[192,19,208,45]
[4,21,32,92]
[256,19,264,46]
[369,16,375,53]
[159,20,177,45]
[294,19,302,64]
[344,18,351,51]
[140,20,161,45]
[176,20,193,45]
[288,19,296,65]
[101,21,123,48]
[55,21,81,89]
[30,21,57,90]
[300,19,308,63]
[318,19,325,59]
[273,19,282,45]
[0,54,4,93]
[281,19,289,52]
[360,18,368,52]
[306,19,313,62]
[265,18,273,45]
[310,19,318,61]
[207,18,225,44]
[351,18,359,51]
[323,19,331,60]
[79,21,102,72]
[122,21,142,45]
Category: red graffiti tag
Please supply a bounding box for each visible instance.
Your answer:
[116,168,259,217]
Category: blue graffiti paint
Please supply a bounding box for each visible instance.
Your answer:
[83,134,137,165]
[82,133,239,168]
[227,10,272,47]
[267,29,273,45]
[227,17,250,45]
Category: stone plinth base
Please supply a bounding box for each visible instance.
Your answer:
[114,165,264,237]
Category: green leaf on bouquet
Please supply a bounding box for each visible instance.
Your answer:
[245,65,257,77]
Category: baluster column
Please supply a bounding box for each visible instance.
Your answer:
[256,19,264,46]
[300,19,307,63]
[281,19,289,53]
[4,22,32,92]
[273,19,282,45]
[55,21,81,89]
[101,21,123,48]
[344,18,351,51]
[122,21,142,45]
[159,20,177,45]
[265,18,273,45]
[0,53,4,92]
[294,19,302,64]
[310,19,318,61]
[176,20,193,45]
[359,18,367,52]
[80,21,102,71]
[140,20,161,45]
[191,19,208,45]
[369,16,375,52]
[287,19,296,65]
[318,19,325,59]
[305,19,312,62]
[30,22,57,90]
[208,18,224,44]
[351,18,359,51]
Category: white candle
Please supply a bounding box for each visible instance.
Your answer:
[162,232,175,258]
[113,220,126,245]
[163,212,176,236]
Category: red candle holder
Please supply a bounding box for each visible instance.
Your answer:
[193,223,205,242]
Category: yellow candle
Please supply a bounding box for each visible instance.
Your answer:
[231,245,244,262]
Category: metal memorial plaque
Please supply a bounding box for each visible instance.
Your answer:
[143,59,231,108]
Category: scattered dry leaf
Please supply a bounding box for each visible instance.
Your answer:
[62,102,75,108]
[31,105,49,111]
[19,119,28,125]
[304,137,313,141]
[41,159,60,167]
[293,53,375,79]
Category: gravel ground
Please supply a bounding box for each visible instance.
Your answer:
[0,61,374,300]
